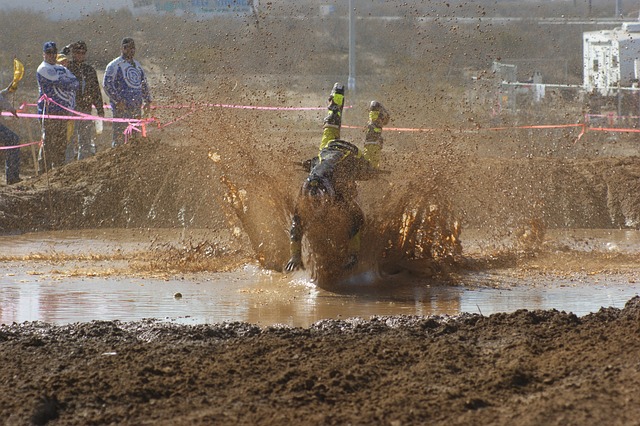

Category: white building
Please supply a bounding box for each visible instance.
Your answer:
[583,22,640,95]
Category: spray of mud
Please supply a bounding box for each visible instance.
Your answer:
[295,196,361,284]
[215,149,463,288]
[0,98,561,285]
[298,188,462,289]
[183,108,465,289]
[370,181,462,276]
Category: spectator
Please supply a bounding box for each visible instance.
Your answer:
[103,37,152,147]
[0,85,21,185]
[66,41,105,160]
[36,41,78,171]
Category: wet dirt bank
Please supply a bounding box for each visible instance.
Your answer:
[2,298,640,425]
[3,135,640,237]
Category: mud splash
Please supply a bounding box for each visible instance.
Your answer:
[218,149,464,289]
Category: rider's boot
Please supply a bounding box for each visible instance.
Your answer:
[320,82,345,151]
[363,101,390,168]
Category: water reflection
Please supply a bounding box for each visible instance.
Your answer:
[0,229,640,326]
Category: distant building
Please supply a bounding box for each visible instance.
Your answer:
[583,22,640,95]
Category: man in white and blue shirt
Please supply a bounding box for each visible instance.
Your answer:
[36,41,79,171]
[103,37,152,147]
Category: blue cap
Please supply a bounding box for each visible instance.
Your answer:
[43,41,57,53]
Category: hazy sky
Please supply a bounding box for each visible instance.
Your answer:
[0,0,134,20]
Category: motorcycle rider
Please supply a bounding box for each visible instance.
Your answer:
[285,84,390,272]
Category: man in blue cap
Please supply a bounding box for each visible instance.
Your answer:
[103,37,152,147]
[36,41,79,171]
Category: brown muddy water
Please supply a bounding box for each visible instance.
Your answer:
[1,229,639,327]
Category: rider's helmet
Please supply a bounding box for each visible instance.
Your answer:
[302,175,335,201]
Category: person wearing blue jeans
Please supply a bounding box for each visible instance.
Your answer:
[0,87,20,185]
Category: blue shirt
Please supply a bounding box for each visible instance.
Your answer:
[103,56,151,111]
[36,61,79,115]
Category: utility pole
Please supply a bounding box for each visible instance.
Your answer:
[615,0,622,17]
[348,0,356,94]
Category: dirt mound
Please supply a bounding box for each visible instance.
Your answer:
[2,297,640,425]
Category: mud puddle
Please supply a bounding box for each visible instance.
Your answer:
[1,228,639,327]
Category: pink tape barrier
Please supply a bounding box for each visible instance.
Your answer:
[0,140,41,150]
[4,97,640,150]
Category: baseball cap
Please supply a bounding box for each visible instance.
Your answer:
[43,41,57,53]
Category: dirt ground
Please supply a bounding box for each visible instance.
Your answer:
[0,298,639,426]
